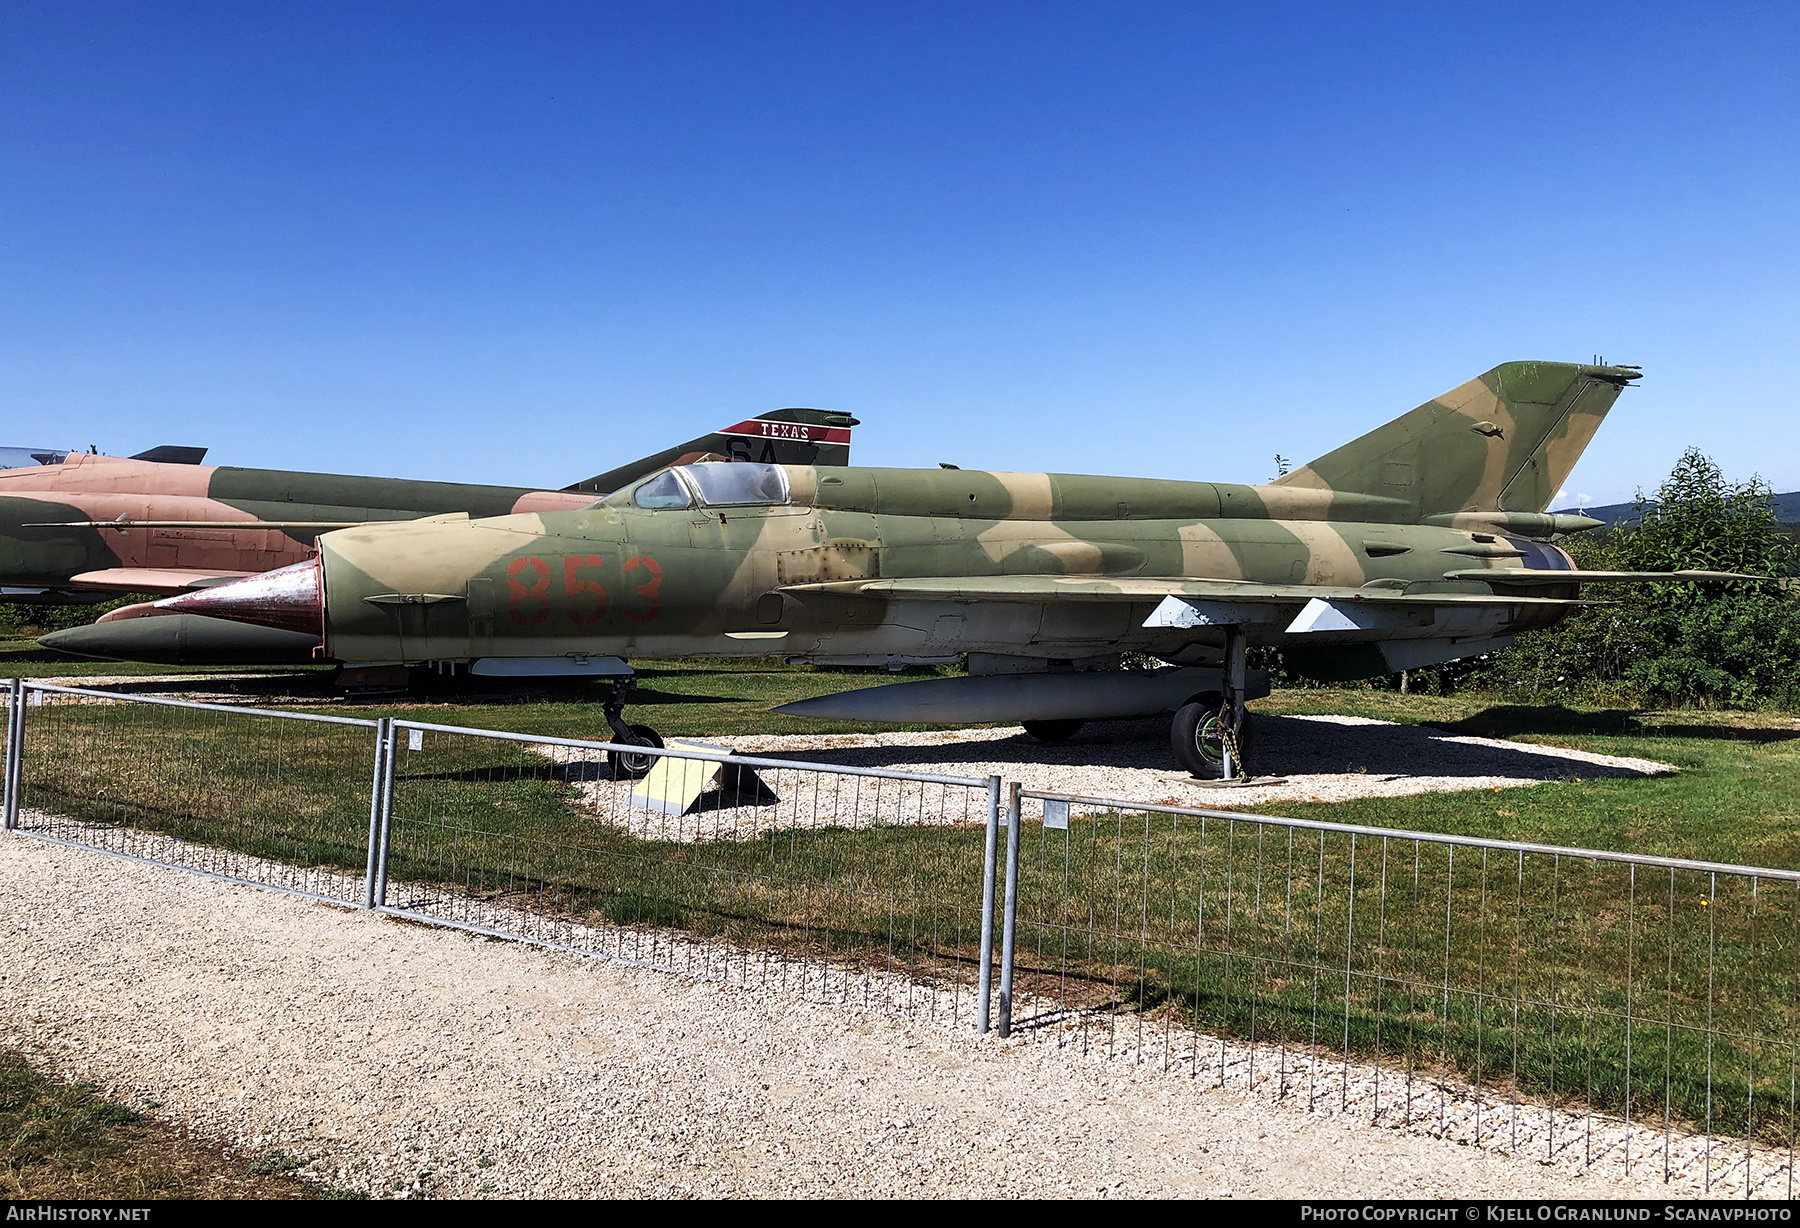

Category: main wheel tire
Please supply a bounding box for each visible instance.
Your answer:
[607,724,665,780]
[1022,719,1085,743]
[1170,694,1255,779]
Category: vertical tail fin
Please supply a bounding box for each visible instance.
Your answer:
[563,408,859,495]
[1270,361,1640,518]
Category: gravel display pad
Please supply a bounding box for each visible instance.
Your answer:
[1,834,1752,1200]
[544,716,1672,842]
[717,716,1673,806]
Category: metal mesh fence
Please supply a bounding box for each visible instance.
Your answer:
[1012,790,1800,1195]
[376,721,1002,1027]
[10,683,380,905]
[9,676,1800,1192]
[2,679,20,830]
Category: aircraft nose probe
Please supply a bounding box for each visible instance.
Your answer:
[155,558,325,638]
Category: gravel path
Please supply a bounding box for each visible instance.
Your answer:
[1,833,1715,1200]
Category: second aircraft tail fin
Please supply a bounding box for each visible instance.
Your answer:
[564,408,859,495]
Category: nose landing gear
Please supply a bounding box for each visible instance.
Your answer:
[602,675,665,780]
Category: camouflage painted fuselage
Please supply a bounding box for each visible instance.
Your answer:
[315,462,1578,672]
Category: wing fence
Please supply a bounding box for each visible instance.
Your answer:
[4,677,1795,1194]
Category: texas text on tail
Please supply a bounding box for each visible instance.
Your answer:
[148,361,1761,776]
[24,409,858,665]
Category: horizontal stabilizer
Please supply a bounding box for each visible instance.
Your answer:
[67,568,255,594]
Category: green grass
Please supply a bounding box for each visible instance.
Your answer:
[992,689,1800,1142]
[19,700,381,876]
[1248,689,1800,870]
[0,1048,330,1199]
[1005,802,1799,1144]
[14,677,1800,1146]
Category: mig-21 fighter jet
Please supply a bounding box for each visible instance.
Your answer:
[145,362,1756,776]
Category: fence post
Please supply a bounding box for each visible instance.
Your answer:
[372,719,399,908]
[363,718,390,908]
[3,679,22,831]
[997,781,1022,1038]
[976,774,1001,1034]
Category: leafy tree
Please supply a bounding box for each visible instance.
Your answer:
[1479,449,1800,707]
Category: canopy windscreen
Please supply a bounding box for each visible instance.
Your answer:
[682,462,790,506]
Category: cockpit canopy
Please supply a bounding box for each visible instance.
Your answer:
[626,461,791,511]
[0,447,70,470]
[684,461,789,506]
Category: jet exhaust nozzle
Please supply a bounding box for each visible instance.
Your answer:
[155,559,324,638]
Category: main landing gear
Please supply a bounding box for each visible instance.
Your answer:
[1170,626,1254,781]
[602,676,665,780]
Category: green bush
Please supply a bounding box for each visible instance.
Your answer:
[0,594,154,637]
[1477,450,1800,708]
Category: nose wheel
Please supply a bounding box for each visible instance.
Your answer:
[601,676,665,780]
[607,724,666,779]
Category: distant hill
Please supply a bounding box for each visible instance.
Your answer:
[1553,491,1800,529]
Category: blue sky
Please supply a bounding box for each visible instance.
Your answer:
[2,1,1794,504]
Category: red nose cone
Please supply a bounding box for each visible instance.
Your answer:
[156,559,324,637]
